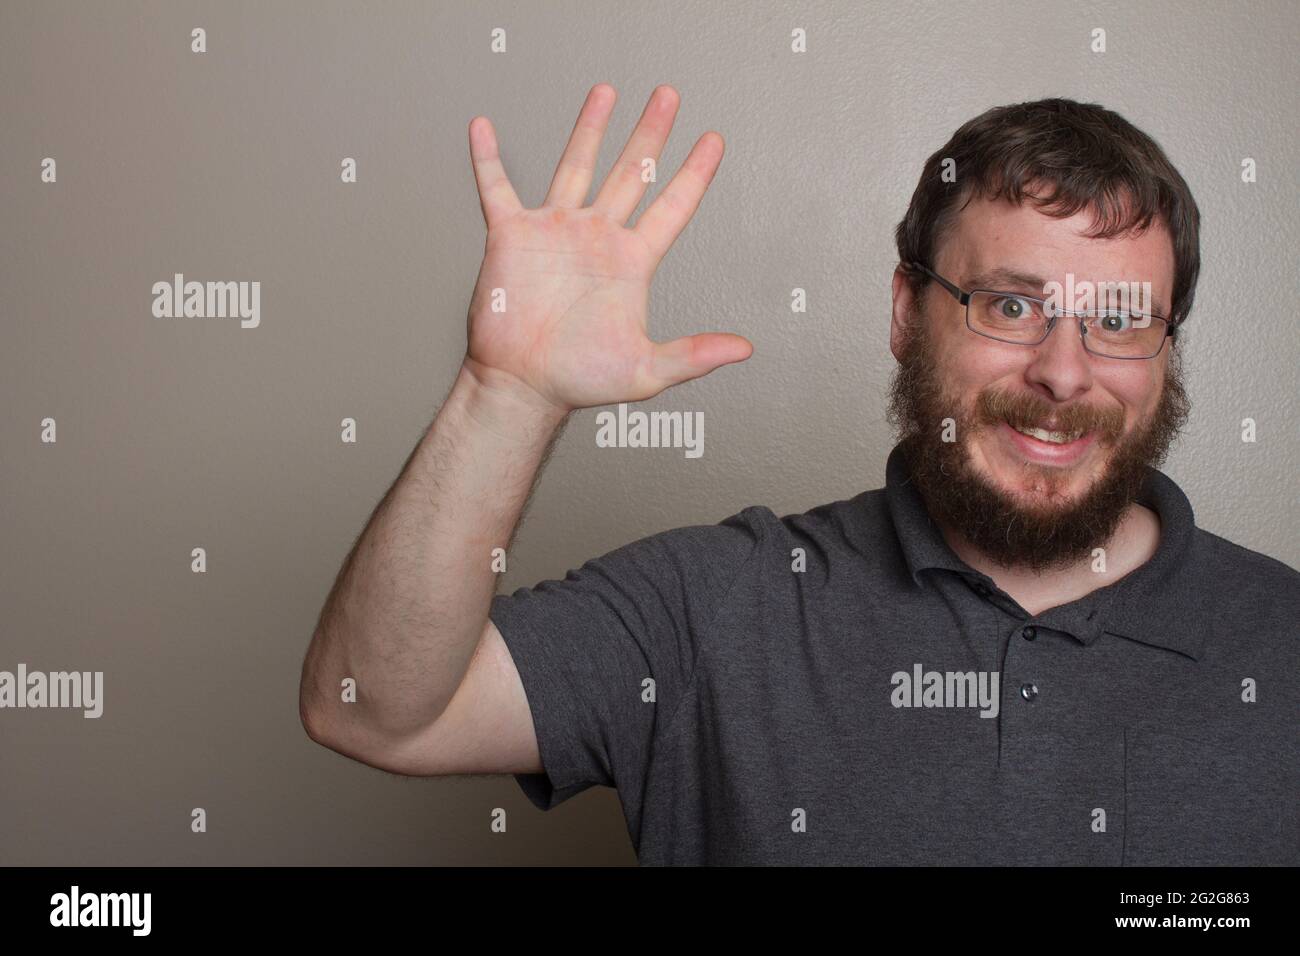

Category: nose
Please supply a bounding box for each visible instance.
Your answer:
[1023,314,1093,402]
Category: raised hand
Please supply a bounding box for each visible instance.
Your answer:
[463,83,752,415]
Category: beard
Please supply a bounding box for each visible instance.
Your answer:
[885,299,1190,573]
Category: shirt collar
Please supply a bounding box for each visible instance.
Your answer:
[884,441,1206,660]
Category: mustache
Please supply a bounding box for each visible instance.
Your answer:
[975,389,1126,443]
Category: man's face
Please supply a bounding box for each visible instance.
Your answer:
[887,194,1191,572]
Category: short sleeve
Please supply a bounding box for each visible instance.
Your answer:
[489,508,762,824]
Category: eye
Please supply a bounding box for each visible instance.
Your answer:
[993,296,1036,320]
[1098,311,1134,333]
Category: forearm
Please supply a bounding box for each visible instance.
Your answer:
[300,359,569,742]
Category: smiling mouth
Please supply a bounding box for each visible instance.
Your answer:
[1009,422,1086,444]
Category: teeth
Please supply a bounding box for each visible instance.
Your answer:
[1013,424,1083,444]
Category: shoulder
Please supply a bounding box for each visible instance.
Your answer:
[538,487,897,610]
[1188,527,1300,629]
[693,488,895,586]
[1192,527,1300,589]
[704,488,891,551]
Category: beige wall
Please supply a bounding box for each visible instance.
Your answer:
[2,0,1296,865]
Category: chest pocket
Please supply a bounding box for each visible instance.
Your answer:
[1122,727,1297,866]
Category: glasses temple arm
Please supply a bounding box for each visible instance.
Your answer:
[903,261,968,305]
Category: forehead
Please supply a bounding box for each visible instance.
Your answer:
[938,194,1175,313]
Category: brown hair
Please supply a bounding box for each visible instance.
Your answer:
[894,97,1201,328]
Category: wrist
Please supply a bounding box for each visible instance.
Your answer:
[454,357,572,436]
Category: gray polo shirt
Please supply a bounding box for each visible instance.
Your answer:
[489,442,1299,865]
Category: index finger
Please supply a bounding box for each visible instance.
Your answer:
[632,131,725,263]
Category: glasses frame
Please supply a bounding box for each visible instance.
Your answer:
[904,261,1176,360]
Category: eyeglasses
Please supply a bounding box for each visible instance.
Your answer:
[904,262,1175,360]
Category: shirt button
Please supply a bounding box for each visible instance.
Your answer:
[1022,625,1037,641]
[1020,683,1039,702]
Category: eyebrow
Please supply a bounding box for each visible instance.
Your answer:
[964,268,1051,293]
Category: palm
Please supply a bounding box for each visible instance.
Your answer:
[464,84,751,414]
[468,207,657,407]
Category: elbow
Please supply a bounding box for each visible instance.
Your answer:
[298,687,425,775]
[299,687,360,762]
[297,645,384,762]
[296,624,443,771]
[298,637,334,747]
[299,682,328,747]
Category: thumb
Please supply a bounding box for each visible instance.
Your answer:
[648,332,753,390]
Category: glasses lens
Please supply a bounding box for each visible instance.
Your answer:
[1083,311,1167,358]
[967,291,1048,343]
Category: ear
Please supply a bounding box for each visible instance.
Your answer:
[890,265,921,362]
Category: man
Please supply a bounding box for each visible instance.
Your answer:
[298,85,1299,865]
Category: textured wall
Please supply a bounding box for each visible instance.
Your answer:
[2,0,1295,865]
